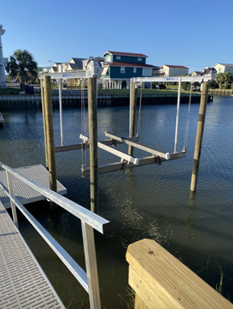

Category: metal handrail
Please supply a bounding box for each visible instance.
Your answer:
[0,163,110,234]
[0,162,110,309]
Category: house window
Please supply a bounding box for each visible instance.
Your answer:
[116,56,121,60]
[133,68,137,73]
[120,67,125,74]
[106,55,111,62]
[137,57,142,61]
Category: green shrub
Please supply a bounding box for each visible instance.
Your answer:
[209,80,219,89]
[220,84,231,89]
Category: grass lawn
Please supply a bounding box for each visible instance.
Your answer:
[98,88,191,95]
[0,88,20,94]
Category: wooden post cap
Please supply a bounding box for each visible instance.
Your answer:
[126,239,233,309]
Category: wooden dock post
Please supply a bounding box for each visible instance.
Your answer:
[126,239,233,309]
[44,76,57,194]
[128,82,137,156]
[190,82,209,192]
[40,79,49,168]
[88,77,98,213]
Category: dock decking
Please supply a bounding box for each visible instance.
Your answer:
[0,164,67,208]
[0,199,65,309]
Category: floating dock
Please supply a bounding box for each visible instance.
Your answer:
[0,164,67,208]
[0,199,65,308]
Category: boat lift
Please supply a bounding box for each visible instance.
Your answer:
[39,62,213,212]
[39,67,213,177]
[81,75,213,177]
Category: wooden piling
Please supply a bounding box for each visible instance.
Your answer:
[40,79,49,168]
[43,76,57,193]
[88,77,98,213]
[190,82,209,192]
[128,82,137,156]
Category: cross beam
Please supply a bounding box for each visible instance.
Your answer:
[105,132,170,160]
[55,136,139,153]
[79,134,139,165]
[82,152,185,177]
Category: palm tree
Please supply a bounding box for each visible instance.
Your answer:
[6,49,37,90]
[224,72,233,87]
[216,73,225,88]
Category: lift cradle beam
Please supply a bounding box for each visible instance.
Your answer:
[105,132,170,160]
[55,137,139,153]
[80,134,139,165]
[82,152,185,178]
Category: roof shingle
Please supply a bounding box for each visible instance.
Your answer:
[103,51,148,58]
[162,65,189,69]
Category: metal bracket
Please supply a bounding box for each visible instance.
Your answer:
[112,139,118,147]
[82,141,88,151]
[121,159,129,173]
[157,156,162,165]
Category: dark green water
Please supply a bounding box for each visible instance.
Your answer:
[1,96,233,308]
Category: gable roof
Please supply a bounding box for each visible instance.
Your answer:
[67,63,82,70]
[103,51,148,58]
[68,58,85,69]
[214,63,233,67]
[71,57,86,62]
[103,62,155,68]
[162,65,189,69]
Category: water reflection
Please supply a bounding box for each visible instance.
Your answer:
[1,97,233,307]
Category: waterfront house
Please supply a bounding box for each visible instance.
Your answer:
[102,51,157,89]
[161,65,189,77]
[66,57,103,87]
[82,57,104,70]
[66,58,86,72]
[50,62,68,73]
[0,25,7,88]
[191,71,201,77]
[213,63,233,74]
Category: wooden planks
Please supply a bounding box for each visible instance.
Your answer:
[126,239,233,309]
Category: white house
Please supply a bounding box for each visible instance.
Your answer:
[213,63,233,74]
[161,65,189,77]
[66,58,86,71]
[0,25,8,88]
[50,62,68,73]
[191,71,201,77]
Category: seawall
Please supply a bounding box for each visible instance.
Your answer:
[0,93,213,109]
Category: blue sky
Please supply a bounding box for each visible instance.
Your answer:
[1,0,232,72]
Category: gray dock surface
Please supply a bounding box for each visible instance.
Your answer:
[0,164,67,208]
[0,200,65,308]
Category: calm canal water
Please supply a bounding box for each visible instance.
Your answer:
[1,95,233,308]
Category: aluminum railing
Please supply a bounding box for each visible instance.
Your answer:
[0,162,111,309]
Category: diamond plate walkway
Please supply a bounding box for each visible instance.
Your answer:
[0,200,65,309]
